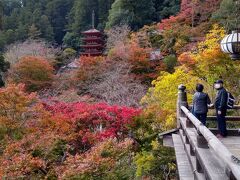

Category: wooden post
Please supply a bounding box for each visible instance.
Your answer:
[196,157,203,173]
[177,84,188,128]
[196,128,208,149]
[190,144,195,156]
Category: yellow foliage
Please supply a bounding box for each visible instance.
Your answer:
[192,24,240,94]
[142,68,203,130]
[197,24,226,52]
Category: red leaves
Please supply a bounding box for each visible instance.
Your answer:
[159,0,192,31]
[159,0,221,31]
[44,101,141,147]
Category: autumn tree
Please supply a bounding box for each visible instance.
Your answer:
[8,56,54,92]
[0,84,39,139]
[87,61,147,107]
[106,24,131,51]
[191,24,240,94]
[3,40,59,65]
[142,68,202,130]
[75,56,146,107]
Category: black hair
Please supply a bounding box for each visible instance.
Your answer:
[196,84,204,92]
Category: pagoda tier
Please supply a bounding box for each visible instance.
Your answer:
[82,37,104,42]
[80,28,104,56]
[81,44,104,48]
[81,52,102,56]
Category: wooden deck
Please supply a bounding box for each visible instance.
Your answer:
[221,136,240,159]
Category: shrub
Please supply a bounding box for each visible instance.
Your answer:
[163,55,177,73]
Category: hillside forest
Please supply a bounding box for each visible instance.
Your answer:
[0,0,240,179]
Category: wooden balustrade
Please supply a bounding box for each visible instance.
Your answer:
[181,106,240,180]
[177,84,240,180]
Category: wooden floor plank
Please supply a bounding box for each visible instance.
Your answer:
[220,137,240,159]
[172,134,194,180]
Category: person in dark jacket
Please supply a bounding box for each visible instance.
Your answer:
[214,80,228,138]
[192,84,211,125]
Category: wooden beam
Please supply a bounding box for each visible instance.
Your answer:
[207,116,240,121]
[189,105,240,110]
[209,128,240,136]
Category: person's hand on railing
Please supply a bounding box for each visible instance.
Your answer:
[208,104,214,108]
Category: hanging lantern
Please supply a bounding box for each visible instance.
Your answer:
[221,30,240,60]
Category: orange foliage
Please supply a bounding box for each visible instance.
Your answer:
[76,56,106,82]
[109,35,162,83]
[178,52,196,70]
[9,56,54,92]
[56,138,134,178]
[159,0,221,31]
[0,84,39,129]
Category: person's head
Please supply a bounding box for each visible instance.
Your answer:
[214,80,223,90]
[196,83,204,92]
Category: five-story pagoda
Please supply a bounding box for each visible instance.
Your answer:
[81,11,104,56]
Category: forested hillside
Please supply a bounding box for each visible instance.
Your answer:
[0,0,240,179]
[0,0,180,50]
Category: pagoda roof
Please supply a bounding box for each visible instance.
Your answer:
[82,28,101,34]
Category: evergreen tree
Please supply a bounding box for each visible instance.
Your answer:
[0,53,10,87]
[0,0,181,50]
[154,0,180,21]
[106,0,156,30]
[97,0,115,30]
[212,0,240,32]
[0,1,3,30]
[39,15,54,41]
[28,24,41,39]
[70,0,99,34]
[46,0,74,43]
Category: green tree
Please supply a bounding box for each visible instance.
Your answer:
[154,0,180,21]
[106,0,156,30]
[212,0,239,32]
[0,54,10,87]
[46,0,74,43]
[97,0,115,30]
[28,24,41,39]
[0,1,3,30]
[39,15,54,41]
[70,0,99,33]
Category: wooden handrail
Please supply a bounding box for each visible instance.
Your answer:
[181,106,240,180]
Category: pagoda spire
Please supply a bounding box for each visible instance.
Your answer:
[92,10,95,29]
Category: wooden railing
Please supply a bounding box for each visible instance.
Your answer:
[177,84,240,180]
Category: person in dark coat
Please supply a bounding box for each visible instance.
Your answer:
[192,84,211,125]
[214,80,228,138]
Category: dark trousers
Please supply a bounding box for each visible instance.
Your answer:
[193,112,207,126]
[216,109,227,137]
